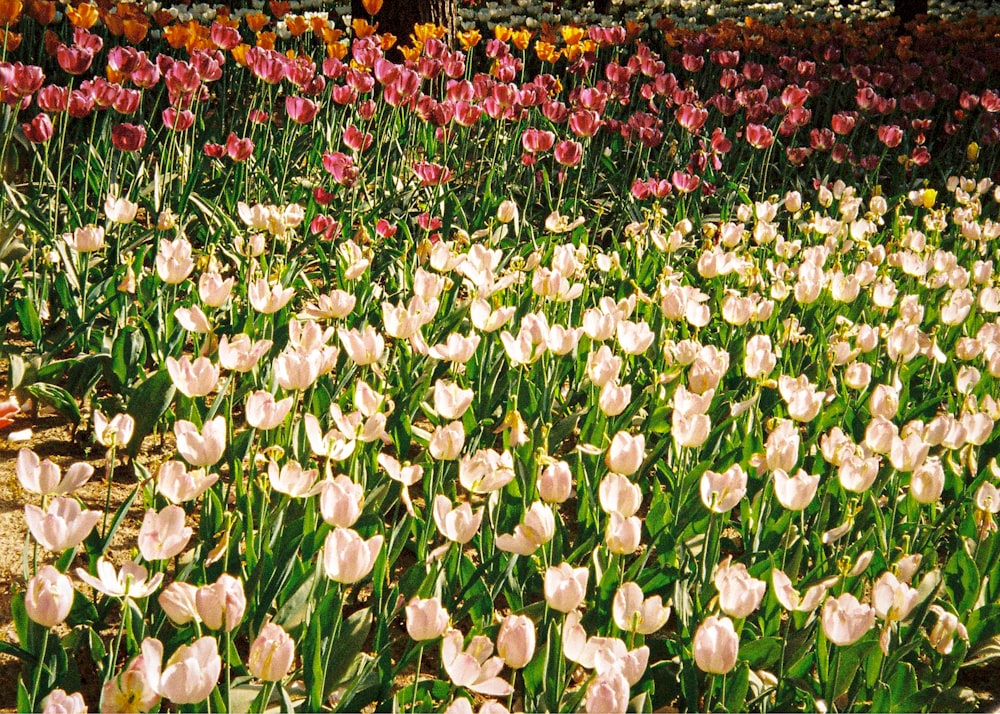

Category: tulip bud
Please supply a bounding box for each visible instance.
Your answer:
[25,565,74,628]
[693,615,739,674]
[405,597,450,641]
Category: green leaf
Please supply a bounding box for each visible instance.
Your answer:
[724,661,751,712]
[126,369,175,458]
[25,382,81,424]
[14,297,42,345]
[98,485,139,555]
[739,637,782,669]
[324,607,373,697]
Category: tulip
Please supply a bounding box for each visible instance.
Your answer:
[406,597,450,641]
[495,502,555,556]
[433,495,483,544]
[584,670,630,714]
[156,461,218,504]
[155,236,194,284]
[497,614,535,669]
[433,380,475,420]
[16,449,93,496]
[440,629,513,696]
[700,464,747,513]
[40,689,87,714]
[605,431,644,476]
[174,417,226,467]
[248,623,295,682]
[692,615,739,674]
[158,581,200,625]
[544,563,588,613]
[249,279,295,314]
[612,582,670,635]
[338,326,384,365]
[166,355,220,398]
[322,528,382,584]
[773,469,820,511]
[771,569,832,612]
[159,636,222,704]
[928,605,968,655]
[25,565,74,628]
[318,474,364,528]
[196,574,246,632]
[25,498,101,552]
[606,513,642,554]
[22,113,54,143]
[267,459,317,499]
[538,461,572,503]
[76,558,163,600]
[821,593,875,646]
[459,448,515,494]
[245,391,293,430]
[714,558,766,618]
[137,505,192,561]
[599,472,642,517]
[111,122,146,152]
[64,224,105,252]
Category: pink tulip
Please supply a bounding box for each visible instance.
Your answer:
[700,464,747,513]
[714,557,766,618]
[585,671,630,714]
[159,636,222,704]
[318,474,364,528]
[553,139,583,166]
[433,495,483,544]
[155,236,194,284]
[40,689,87,714]
[773,469,820,511]
[285,95,318,124]
[612,582,670,635]
[538,461,572,503]
[16,449,93,496]
[599,473,642,517]
[245,391,292,431]
[138,505,192,561]
[821,593,875,646]
[196,574,246,632]
[605,432,645,476]
[495,502,555,556]
[156,461,218,504]
[159,581,200,625]
[248,623,295,681]
[606,513,642,554]
[497,614,536,669]
[174,417,226,467]
[166,355,220,398]
[111,122,147,152]
[441,629,513,696]
[218,334,272,372]
[406,596,450,641]
[25,565,74,628]
[322,528,382,584]
[76,558,163,599]
[64,224,105,252]
[544,563,589,613]
[22,113,54,143]
[693,616,739,674]
[25,498,101,552]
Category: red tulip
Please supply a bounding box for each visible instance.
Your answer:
[22,112,54,143]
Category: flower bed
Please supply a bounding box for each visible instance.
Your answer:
[1,1,1000,712]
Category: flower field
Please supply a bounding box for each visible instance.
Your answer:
[2,0,1000,711]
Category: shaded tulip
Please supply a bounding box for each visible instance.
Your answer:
[497,614,535,669]
[40,690,87,714]
[605,431,644,476]
[196,574,246,632]
[166,355,220,398]
[700,464,747,513]
[406,596,450,641]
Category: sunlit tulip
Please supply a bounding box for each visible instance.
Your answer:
[267,459,317,498]
[245,391,293,430]
[159,636,222,704]
[25,498,101,552]
[433,380,475,420]
[174,305,212,333]
[544,563,588,613]
[339,326,384,365]
[771,569,831,612]
[616,320,654,355]
[765,419,800,473]
[198,272,234,307]
[584,669,630,714]
[693,615,739,674]
[778,374,825,422]
[441,629,513,696]
[16,449,93,496]
[248,623,295,682]
[94,410,135,448]
[612,582,670,635]
[76,558,163,600]
[700,464,747,513]
[156,461,218,504]
[40,689,87,714]
[166,355,220,398]
[872,572,918,624]
[174,417,226,467]
[838,452,880,493]
[25,565,74,628]
[496,502,555,555]
[599,473,642,517]
[155,236,194,284]
[64,224,105,252]
[158,581,200,625]
[218,334,272,372]
[138,506,192,561]
[497,614,536,669]
[459,448,515,493]
[773,469,820,510]
[433,495,483,544]
[196,574,246,632]
[249,278,295,314]
[714,558,766,618]
[102,647,160,714]
[322,528,382,583]
[822,593,875,646]
[605,432,644,476]
[406,596,450,641]
[104,194,138,224]
[539,461,572,503]
[318,474,364,528]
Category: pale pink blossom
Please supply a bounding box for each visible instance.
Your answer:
[406,596,450,641]
[76,558,163,599]
[248,623,295,682]
[544,563,589,613]
[25,498,101,552]
[715,557,766,618]
[166,355,220,398]
[16,449,93,496]
[700,464,747,513]
[245,390,293,430]
[156,461,218,504]
[693,615,739,674]
[441,629,513,696]
[822,593,875,646]
[433,495,483,544]
[218,334,272,372]
[25,565,74,628]
[138,506,192,561]
[174,417,226,467]
[249,279,295,314]
[322,528,382,583]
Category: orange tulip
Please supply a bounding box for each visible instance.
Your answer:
[539,22,558,44]
[511,28,531,50]
[285,14,308,36]
[106,65,125,83]
[560,25,584,45]
[245,12,268,32]
[1,28,20,50]
[103,10,122,35]
[379,32,396,50]
[326,40,348,60]
[256,30,276,49]
[25,0,54,25]
[399,43,421,62]
[361,0,382,16]
[231,43,250,65]
[0,0,23,27]
[457,28,480,50]
[317,25,342,44]
[534,40,560,63]
[151,9,173,27]
[163,22,189,49]
[66,2,98,29]
[122,17,147,44]
[268,0,290,19]
[309,15,327,36]
[412,22,444,41]
[42,26,59,54]
[352,17,377,38]
[493,25,511,42]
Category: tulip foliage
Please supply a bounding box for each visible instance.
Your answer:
[3,0,1000,712]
